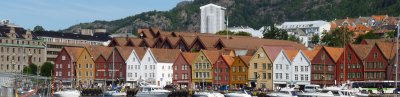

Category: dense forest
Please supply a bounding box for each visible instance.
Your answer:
[63,0,400,34]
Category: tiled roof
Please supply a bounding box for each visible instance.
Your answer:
[202,50,221,64]
[138,29,155,38]
[0,25,39,39]
[284,49,299,61]
[262,45,297,62]
[239,56,252,66]
[182,52,199,65]
[132,47,147,60]
[113,37,129,46]
[64,47,84,61]
[116,46,135,61]
[324,46,343,62]
[181,36,197,48]
[100,46,114,60]
[302,50,318,60]
[166,37,180,47]
[143,38,158,47]
[197,36,221,49]
[150,48,181,63]
[372,15,388,21]
[130,38,143,46]
[350,44,373,59]
[221,55,234,66]
[376,42,396,59]
[85,46,108,60]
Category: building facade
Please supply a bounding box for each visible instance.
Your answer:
[273,50,294,88]
[230,56,251,89]
[173,52,197,89]
[126,47,146,87]
[200,3,226,34]
[311,47,341,86]
[75,48,95,85]
[291,50,311,88]
[0,25,46,73]
[213,55,233,89]
[248,46,273,90]
[54,47,82,87]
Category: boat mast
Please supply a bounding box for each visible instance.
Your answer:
[395,22,399,88]
[112,47,115,89]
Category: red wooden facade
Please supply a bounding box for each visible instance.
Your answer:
[172,53,195,89]
[336,45,368,83]
[54,48,76,83]
[106,48,126,83]
[364,44,388,80]
[311,47,337,86]
[212,55,232,87]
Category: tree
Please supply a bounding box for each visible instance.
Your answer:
[33,25,45,32]
[354,31,381,44]
[216,30,235,35]
[263,26,288,40]
[40,62,54,77]
[384,30,396,38]
[321,27,354,47]
[310,34,320,45]
[235,31,252,36]
[22,64,38,75]
[288,35,298,42]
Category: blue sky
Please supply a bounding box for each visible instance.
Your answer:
[0,0,182,30]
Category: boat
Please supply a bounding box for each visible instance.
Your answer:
[297,86,355,97]
[224,90,251,97]
[193,91,224,97]
[267,87,301,97]
[135,85,171,97]
[53,89,80,97]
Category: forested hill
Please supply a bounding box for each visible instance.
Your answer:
[63,0,400,34]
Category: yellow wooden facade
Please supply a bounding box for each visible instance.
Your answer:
[248,47,274,89]
[76,48,95,85]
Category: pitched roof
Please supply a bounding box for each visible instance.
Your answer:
[150,48,181,63]
[182,52,199,65]
[262,45,297,62]
[284,49,299,61]
[350,44,373,59]
[239,56,252,66]
[129,38,143,46]
[138,29,155,38]
[64,47,84,61]
[113,37,128,46]
[143,38,158,47]
[324,46,343,62]
[221,55,234,66]
[35,31,110,41]
[132,47,147,60]
[101,47,114,59]
[166,37,180,47]
[85,46,110,60]
[202,50,221,64]
[181,36,197,47]
[302,50,318,60]
[116,46,135,61]
[197,36,221,49]
[376,42,396,59]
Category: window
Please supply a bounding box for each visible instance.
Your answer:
[254,72,258,79]
[145,65,147,69]
[56,64,58,68]
[295,74,298,80]
[263,63,266,70]
[268,64,272,70]
[285,73,289,79]
[254,63,257,69]
[268,73,272,79]
[305,66,308,72]
[286,65,289,70]
[300,66,304,72]
[62,56,66,60]
[279,64,282,69]
[128,73,132,77]
[275,73,278,79]
[301,74,304,80]
[373,53,378,59]
[263,73,266,79]
[295,66,298,72]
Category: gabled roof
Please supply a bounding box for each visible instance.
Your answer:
[138,29,155,38]
[376,42,396,59]
[85,46,111,60]
[129,38,143,46]
[150,48,181,63]
[197,36,221,49]
[220,38,307,50]
[202,50,221,64]
[349,44,373,60]
[181,36,197,48]
[101,47,114,60]
[115,46,135,61]
[262,45,297,62]
[165,37,180,47]
[284,49,299,61]
[143,38,158,47]
[221,55,234,66]
[182,52,199,65]
[302,50,318,60]
[324,46,343,62]
[64,47,84,61]
[112,37,129,46]
[239,56,252,66]
[132,47,147,60]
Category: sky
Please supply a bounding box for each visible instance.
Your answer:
[0,0,182,30]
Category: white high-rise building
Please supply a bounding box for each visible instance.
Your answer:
[200,3,226,33]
